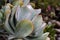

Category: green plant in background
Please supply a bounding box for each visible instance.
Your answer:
[0,0,49,40]
[30,0,60,9]
[44,23,56,40]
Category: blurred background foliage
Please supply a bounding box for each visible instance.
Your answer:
[44,24,56,40]
[0,0,60,9]
[30,0,60,8]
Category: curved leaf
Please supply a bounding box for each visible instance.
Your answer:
[32,15,45,37]
[9,6,17,31]
[40,32,49,40]
[4,13,14,34]
[30,32,49,40]
[4,4,14,34]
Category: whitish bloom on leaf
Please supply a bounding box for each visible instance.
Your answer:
[15,0,41,21]
[3,0,49,40]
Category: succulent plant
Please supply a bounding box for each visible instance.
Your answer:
[0,0,49,40]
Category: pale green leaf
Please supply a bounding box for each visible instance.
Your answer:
[15,19,34,38]
[32,15,45,37]
[23,0,30,7]
[40,32,49,40]
[4,13,14,34]
[15,5,41,21]
[9,6,17,31]
[30,32,49,40]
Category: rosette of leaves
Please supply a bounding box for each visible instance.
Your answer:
[1,0,49,40]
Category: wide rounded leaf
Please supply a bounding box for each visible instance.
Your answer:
[15,19,34,38]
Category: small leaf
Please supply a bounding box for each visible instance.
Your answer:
[40,32,49,40]
[4,3,12,17]
[35,9,41,14]
[23,0,30,7]
[29,32,49,40]
[46,37,50,40]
